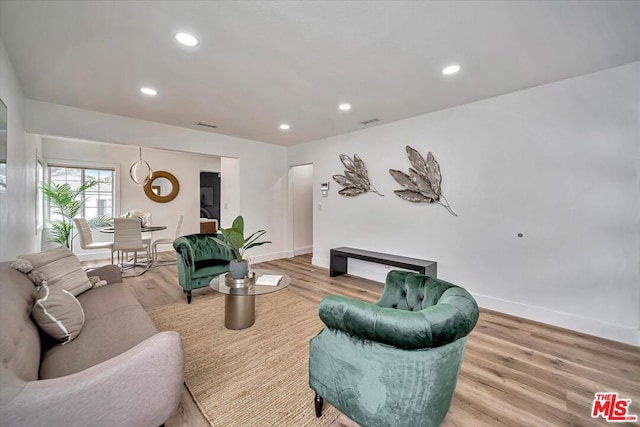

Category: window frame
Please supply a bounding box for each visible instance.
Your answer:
[45,159,120,222]
[36,158,43,232]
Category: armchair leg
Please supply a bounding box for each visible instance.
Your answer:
[314,393,324,417]
[186,290,192,304]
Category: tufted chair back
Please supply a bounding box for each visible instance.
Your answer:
[309,270,479,427]
[173,234,234,267]
[377,270,456,311]
[172,234,235,303]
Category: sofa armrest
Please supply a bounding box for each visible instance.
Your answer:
[1,331,184,427]
[86,264,122,284]
[173,237,195,270]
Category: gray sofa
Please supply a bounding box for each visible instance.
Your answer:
[0,260,185,427]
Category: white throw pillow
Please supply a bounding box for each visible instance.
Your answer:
[31,281,85,345]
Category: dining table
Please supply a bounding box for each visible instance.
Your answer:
[99,225,167,233]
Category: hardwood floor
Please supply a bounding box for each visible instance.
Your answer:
[84,253,640,426]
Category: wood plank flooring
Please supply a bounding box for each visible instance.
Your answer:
[83,253,640,427]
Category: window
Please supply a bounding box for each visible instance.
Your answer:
[47,165,114,221]
[36,159,43,230]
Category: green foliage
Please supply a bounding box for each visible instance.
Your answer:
[41,180,99,248]
[210,215,271,262]
[87,214,113,228]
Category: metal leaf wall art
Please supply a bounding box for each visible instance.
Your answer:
[333,154,384,197]
[389,146,457,216]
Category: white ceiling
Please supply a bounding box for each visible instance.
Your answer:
[1,0,639,146]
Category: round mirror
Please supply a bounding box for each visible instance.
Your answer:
[144,171,180,203]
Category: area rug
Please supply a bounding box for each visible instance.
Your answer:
[147,289,340,427]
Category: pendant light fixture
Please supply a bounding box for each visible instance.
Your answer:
[130,147,152,186]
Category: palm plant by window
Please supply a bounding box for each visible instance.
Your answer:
[41,180,98,248]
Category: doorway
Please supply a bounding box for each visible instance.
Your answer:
[200,171,221,222]
[290,164,313,256]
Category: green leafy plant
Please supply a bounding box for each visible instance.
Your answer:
[210,215,271,262]
[87,214,113,228]
[41,180,98,248]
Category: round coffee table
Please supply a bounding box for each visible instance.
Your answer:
[210,269,291,330]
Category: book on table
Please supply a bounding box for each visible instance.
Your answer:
[256,274,283,286]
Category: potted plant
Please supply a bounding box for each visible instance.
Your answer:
[41,180,98,248]
[210,215,271,279]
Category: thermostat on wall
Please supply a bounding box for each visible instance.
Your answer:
[320,182,330,197]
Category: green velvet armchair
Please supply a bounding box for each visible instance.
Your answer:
[173,234,235,303]
[309,270,479,427]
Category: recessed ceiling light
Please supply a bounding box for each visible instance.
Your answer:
[176,32,199,47]
[442,65,461,75]
[279,124,291,130]
[338,103,352,111]
[140,87,157,96]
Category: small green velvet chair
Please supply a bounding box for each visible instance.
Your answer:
[173,233,235,303]
[309,270,479,427]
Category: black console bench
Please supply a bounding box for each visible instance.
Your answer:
[329,247,437,278]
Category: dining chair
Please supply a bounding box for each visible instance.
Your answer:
[73,217,114,264]
[141,213,152,247]
[151,214,183,264]
[112,217,151,273]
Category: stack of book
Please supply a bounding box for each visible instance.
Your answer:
[256,274,283,286]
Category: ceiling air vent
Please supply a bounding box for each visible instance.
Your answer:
[360,118,380,125]
[195,121,217,129]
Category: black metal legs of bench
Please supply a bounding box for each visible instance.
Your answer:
[329,251,349,277]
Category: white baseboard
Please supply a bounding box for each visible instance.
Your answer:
[251,251,287,265]
[293,246,312,256]
[312,256,329,269]
[473,293,640,347]
[310,256,639,346]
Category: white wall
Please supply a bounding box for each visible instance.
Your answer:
[25,100,287,263]
[0,37,41,261]
[291,164,313,255]
[288,63,640,346]
[220,157,240,229]
[40,137,222,259]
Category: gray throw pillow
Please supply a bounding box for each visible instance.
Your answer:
[19,246,92,296]
[32,281,85,344]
